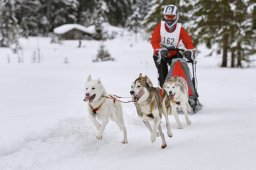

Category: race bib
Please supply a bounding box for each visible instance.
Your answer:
[160,22,181,48]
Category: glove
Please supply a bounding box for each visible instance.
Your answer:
[184,49,198,62]
[158,48,168,58]
[155,48,168,64]
[184,51,192,61]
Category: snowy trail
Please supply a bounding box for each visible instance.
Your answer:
[1,107,256,170]
[1,37,256,170]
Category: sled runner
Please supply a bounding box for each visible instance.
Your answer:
[165,49,203,113]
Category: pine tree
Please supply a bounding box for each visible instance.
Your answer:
[190,0,234,67]
[105,0,133,26]
[136,0,151,19]
[230,0,248,67]
[240,1,256,67]
[127,0,153,35]
[93,0,109,40]
[143,0,192,33]
[77,0,134,27]
[0,0,21,47]
[76,0,96,26]
[15,0,41,36]
[142,0,167,33]
[126,8,141,41]
[191,0,255,68]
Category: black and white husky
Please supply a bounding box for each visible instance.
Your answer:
[84,75,128,144]
[130,73,173,149]
[163,76,192,129]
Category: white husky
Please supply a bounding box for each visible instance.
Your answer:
[84,75,128,144]
[163,76,192,129]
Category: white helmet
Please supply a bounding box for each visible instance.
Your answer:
[163,5,179,28]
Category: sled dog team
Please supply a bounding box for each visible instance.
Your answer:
[84,74,192,149]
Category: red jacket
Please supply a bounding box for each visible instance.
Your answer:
[151,22,195,58]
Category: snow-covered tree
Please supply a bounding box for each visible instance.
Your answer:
[136,0,151,20]
[40,0,78,34]
[192,0,233,67]
[105,0,133,26]
[229,0,251,67]
[142,0,167,33]
[143,0,192,33]
[76,0,96,26]
[190,0,255,68]
[126,9,141,41]
[15,0,41,36]
[0,0,21,48]
[93,0,109,40]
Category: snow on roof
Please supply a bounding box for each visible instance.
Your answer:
[87,22,123,34]
[53,24,94,35]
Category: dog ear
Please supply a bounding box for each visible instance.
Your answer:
[145,76,153,86]
[97,78,101,84]
[139,73,143,81]
[87,75,92,82]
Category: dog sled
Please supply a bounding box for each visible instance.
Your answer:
[165,48,203,113]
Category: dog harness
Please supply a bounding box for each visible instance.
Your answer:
[89,98,105,115]
[137,96,156,119]
[147,101,155,118]
[171,100,180,105]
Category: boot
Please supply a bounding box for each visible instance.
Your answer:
[189,97,203,113]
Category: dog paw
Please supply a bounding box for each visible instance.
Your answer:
[167,131,173,138]
[177,125,183,129]
[121,139,128,144]
[187,121,192,125]
[161,144,167,149]
[96,134,102,140]
[151,133,156,143]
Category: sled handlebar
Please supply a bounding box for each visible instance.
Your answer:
[165,47,185,52]
[164,48,196,63]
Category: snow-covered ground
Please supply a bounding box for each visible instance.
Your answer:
[1,33,256,170]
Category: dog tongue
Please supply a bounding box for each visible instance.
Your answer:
[83,96,89,102]
[135,89,145,99]
[170,95,174,100]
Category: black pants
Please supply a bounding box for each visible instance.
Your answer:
[153,53,183,87]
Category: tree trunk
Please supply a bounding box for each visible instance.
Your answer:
[46,0,51,31]
[221,34,229,67]
[231,48,235,68]
[77,0,83,24]
[237,42,242,67]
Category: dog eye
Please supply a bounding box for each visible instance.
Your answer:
[92,87,95,90]
[137,85,141,88]
[86,88,88,90]
[172,86,175,88]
